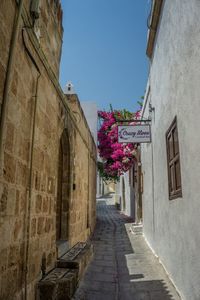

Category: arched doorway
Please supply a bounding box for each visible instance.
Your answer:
[56,130,70,243]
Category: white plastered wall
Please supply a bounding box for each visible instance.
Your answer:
[142,1,200,299]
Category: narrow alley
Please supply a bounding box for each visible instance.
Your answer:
[2,1,200,299]
[73,195,181,300]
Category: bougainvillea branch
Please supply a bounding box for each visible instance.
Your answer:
[97,108,140,182]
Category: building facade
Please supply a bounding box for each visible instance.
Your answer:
[114,169,134,218]
[142,1,200,299]
[81,101,98,146]
[0,1,96,299]
[115,150,142,222]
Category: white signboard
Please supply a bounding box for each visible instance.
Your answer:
[118,125,151,143]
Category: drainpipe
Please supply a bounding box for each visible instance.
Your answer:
[0,0,24,171]
[25,73,40,300]
[22,28,41,300]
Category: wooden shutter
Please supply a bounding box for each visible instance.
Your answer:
[166,117,182,200]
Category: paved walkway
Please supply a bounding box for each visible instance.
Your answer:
[73,195,181,300]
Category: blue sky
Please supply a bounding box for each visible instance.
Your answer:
[59,0,150,112]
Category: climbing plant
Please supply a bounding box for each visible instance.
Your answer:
[97,107,141,182]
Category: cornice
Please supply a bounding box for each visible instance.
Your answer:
[146,0,163,59]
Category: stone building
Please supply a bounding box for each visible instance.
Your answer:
[142,0,200,299]
[0,1,96,299]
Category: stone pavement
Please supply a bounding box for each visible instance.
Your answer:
[73,195,181,300]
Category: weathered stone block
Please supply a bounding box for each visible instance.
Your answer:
[57,270,78,300]
[15,190,20,215]
[3,186,16,216]
[5,121,14,153]
[34,148,45,171]
[7,266,18,296]
[45,218,52,233]
[8,245,20,267]
[43,196,49,213]
[36,194,42,213]
[31,218,37,237]
[37,268,78,300]
[47,252,53,267]
[0,184,8,214]
[0,248,8,273]
[3,152,16,183]
[37,217,45,235]
[11,69,19,96]
[13,219,22,241]
[19,189,27,214]
[40,173,47,192]
[0,0,15,34]
[16,161,28,187]
[47,177,55,194]
[0,25,10,68]
[34,170,41,191]
[38,280,57,300]
[70,211,76,224]
[48,196,53,214]
[18,137,30,163]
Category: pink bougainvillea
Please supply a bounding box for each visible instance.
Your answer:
[97,109,140,182]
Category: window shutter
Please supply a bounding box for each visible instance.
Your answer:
[166,117,182,200]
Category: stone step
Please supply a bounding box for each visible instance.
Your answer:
[37,268,78,300]
[37,242,93,300]
[57,242,94,280]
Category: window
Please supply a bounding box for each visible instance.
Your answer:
[166,117,182,200]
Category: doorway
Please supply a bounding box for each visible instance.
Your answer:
[56,130,71,255]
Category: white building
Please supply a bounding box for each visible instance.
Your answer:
[115,170,135,220]
[81,101,98,145]
[115,154,143,222]
[80,101,102,196]
[142,1,200,299]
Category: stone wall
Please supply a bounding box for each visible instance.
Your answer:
[0,1,96,299]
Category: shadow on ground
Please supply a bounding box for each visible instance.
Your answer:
[73,198,180,300]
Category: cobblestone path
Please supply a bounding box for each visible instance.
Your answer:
[73,196,181,300]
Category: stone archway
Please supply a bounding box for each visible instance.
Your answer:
[56,130,71,243]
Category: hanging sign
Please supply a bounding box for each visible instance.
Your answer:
[118,125,151,143]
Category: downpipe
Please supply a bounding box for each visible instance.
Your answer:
[22,28,41,300]
[24,72,40,300]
